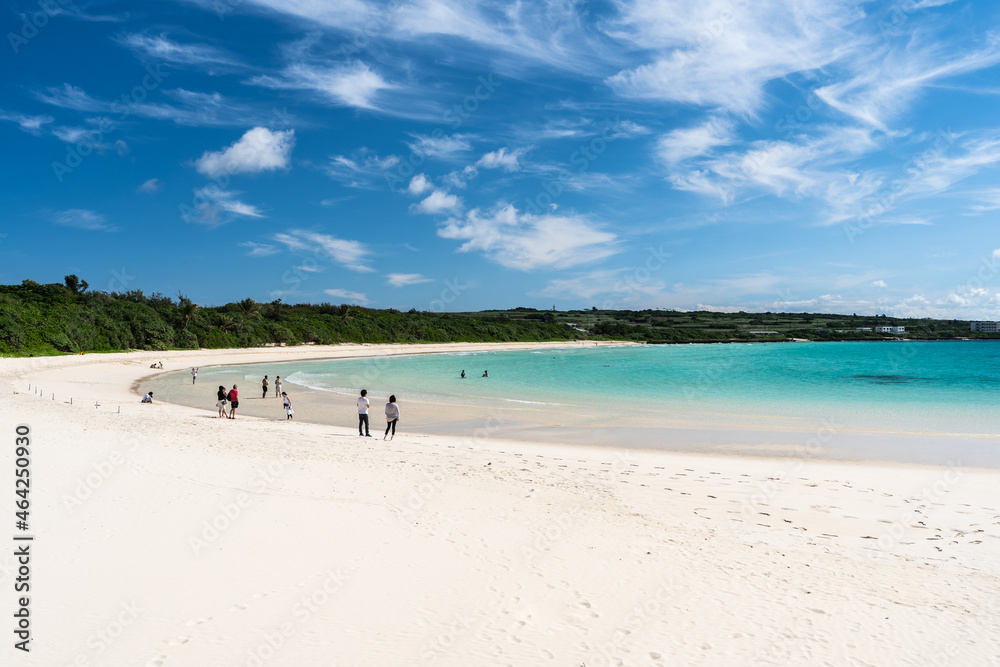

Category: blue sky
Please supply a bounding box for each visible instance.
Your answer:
[3,0,1000,317]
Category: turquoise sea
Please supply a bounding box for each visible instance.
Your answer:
[156,341,1000,437]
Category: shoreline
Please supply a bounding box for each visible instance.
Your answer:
[2,343,999,664]
[144,344,1000,470]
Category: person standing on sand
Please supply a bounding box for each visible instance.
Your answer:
[262,375,269,398]
[228,385,239,419]
[216,385,228,418]
[357,389,371,437]
[384,395,399,440]
[282,392,293,420]
[274,375,282,398]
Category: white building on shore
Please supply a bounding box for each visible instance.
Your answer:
[876,326,906,334]
[970,321,1000,332]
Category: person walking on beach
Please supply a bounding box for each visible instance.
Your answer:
[384,395,399,440]
[191,367,198,384]
[262,375,269,398]
[282,392,293,420]
[216,385,228,418]
[357,389,371,437]
[274,375,282,398]
[227,385,239,419]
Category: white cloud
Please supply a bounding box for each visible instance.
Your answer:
[195,127,295,178]
[386,273,433,287]
[658,117,735,164]
[137,178,160,193]
[323,288,370,305]
[872,280,888,288]
[407,133,472,159]
[51,209,116,232]
[240,241,278,256]
[183,186,264,225]
[273,230,375,273]
[412,190,463,215]
[476,147,529,172]
[438,204,618,271]
[252,61,393,109]
[407,174,432,195]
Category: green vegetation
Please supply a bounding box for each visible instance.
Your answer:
[0,278,993,357]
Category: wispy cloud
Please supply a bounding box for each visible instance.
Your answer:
[51,209,116,232]
[323,288,370,304]
[476,146,530,172]
[657,117,735,164]
[118,34,242,72]
[195,127,295,178]
[240,241,278,256]
[136,178,160,193]
[407,133,473,159]
[0,109,54,134]
[386,273,433,287]
[35,83,288,127]
[607,0,864,115]
[183,186,264,225]
[438,204,618,270]
[251,61,393,110]
[326,149,399,188]
[274,230,375,273]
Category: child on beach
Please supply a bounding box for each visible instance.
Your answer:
[141,391,153,403]
[282,392,293,420]
[275,376,282,398]
[384,395,399,440]
[216,385,228,418]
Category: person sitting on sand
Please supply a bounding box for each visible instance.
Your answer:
[216,385,228,418]
[275,376,282,398]
[384,395,399,440]
[227,385,239,419]
[262,375,269,399]
[282,392,293,420]
[157,361,163,369]
[149,363,157,368]
[141,391,153,403]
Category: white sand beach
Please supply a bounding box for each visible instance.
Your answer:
[2,343,999,666]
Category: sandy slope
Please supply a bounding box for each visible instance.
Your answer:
[1,344,998,666]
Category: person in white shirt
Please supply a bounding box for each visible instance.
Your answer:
[357,389,371,437]
[282,392,293,420]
